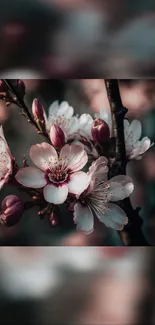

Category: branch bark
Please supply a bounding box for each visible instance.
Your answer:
[105,79,149,246]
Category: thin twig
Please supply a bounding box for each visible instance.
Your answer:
[2,79,50,142]
[105,79,149,246]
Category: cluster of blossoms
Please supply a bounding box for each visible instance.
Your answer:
[0,86,152,234]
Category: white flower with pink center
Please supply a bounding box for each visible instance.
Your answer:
[73,157,134,233]
[83,106,152,159]
[124,119,152,160]
[0,126,13,190]
[15,143,90,205]
[44,101,79,140]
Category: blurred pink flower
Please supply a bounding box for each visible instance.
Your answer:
[0,126,13,190]
[15,143,90,204]
[74,157,134,233]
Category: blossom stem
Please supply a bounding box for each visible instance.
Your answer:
[105,79,149,246]
[2,79,50,142]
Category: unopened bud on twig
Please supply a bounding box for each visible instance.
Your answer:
[0,195,24,227]
[50,124,65,148]
[91,119,110,145]
[32,98,45,121]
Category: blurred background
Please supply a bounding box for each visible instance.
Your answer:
[0,246,154,325]
[0,79,155,245]
[0,0,155,77]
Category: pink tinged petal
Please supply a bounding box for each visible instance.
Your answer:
[68,171,91,195]
[73,203,94,234]
[109,175,133,187]
[60,144,88,172]
[0,126,5,139]
[0,127,13,159]
[140,137,151,154]
[15,167,47,188]
[30,142,58,171]
[88,156,108,177]
[108,175,134,201]
[129,120,142,143]
[43,184,68,204]
[0,138,12,174]
[98,203,128,230]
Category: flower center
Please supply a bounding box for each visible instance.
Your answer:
[47,165,68,184]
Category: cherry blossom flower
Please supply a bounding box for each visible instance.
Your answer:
[124,119,152,160]
[0,126,13,190]
[73,157,134,233]
[81,106,152,160]
[78,108,112,140]
[44,101,79,141]
[15,143,90,205]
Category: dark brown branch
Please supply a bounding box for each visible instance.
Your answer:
[2,79,50,142]
[105,79,149,246]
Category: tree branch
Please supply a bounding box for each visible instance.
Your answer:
[105,79,149,246]
[2,79,50,142]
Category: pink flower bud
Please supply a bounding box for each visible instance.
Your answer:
[50,124,65,148]
[91,119,110,145]
[16,79,25,98]
[0,195,24,227]
[32,98,44,121]
[49,212,59,227]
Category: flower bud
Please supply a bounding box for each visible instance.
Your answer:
[32,98,44,121]
[16,79,25,98]
[91,119,110,145]
[50,124,65,148]
[49,212,60,227]
[0,195,24,227]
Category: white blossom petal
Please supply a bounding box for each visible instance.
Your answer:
[129,120,142,143]
[58,101,74,118]
[88,156,108,178]
[74,203,94,234]
[139,137,151,154]
[30,143,58,171]
[48,101,60,116]
[60,144,88,172]
[68,172,91,195]
[0,137,12,171]
[98,203,128,230]
[15,167,47,188]
[43,184,68,204]
[78,114,94,139]
[68,116,79,134]
[109,175,134,201]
